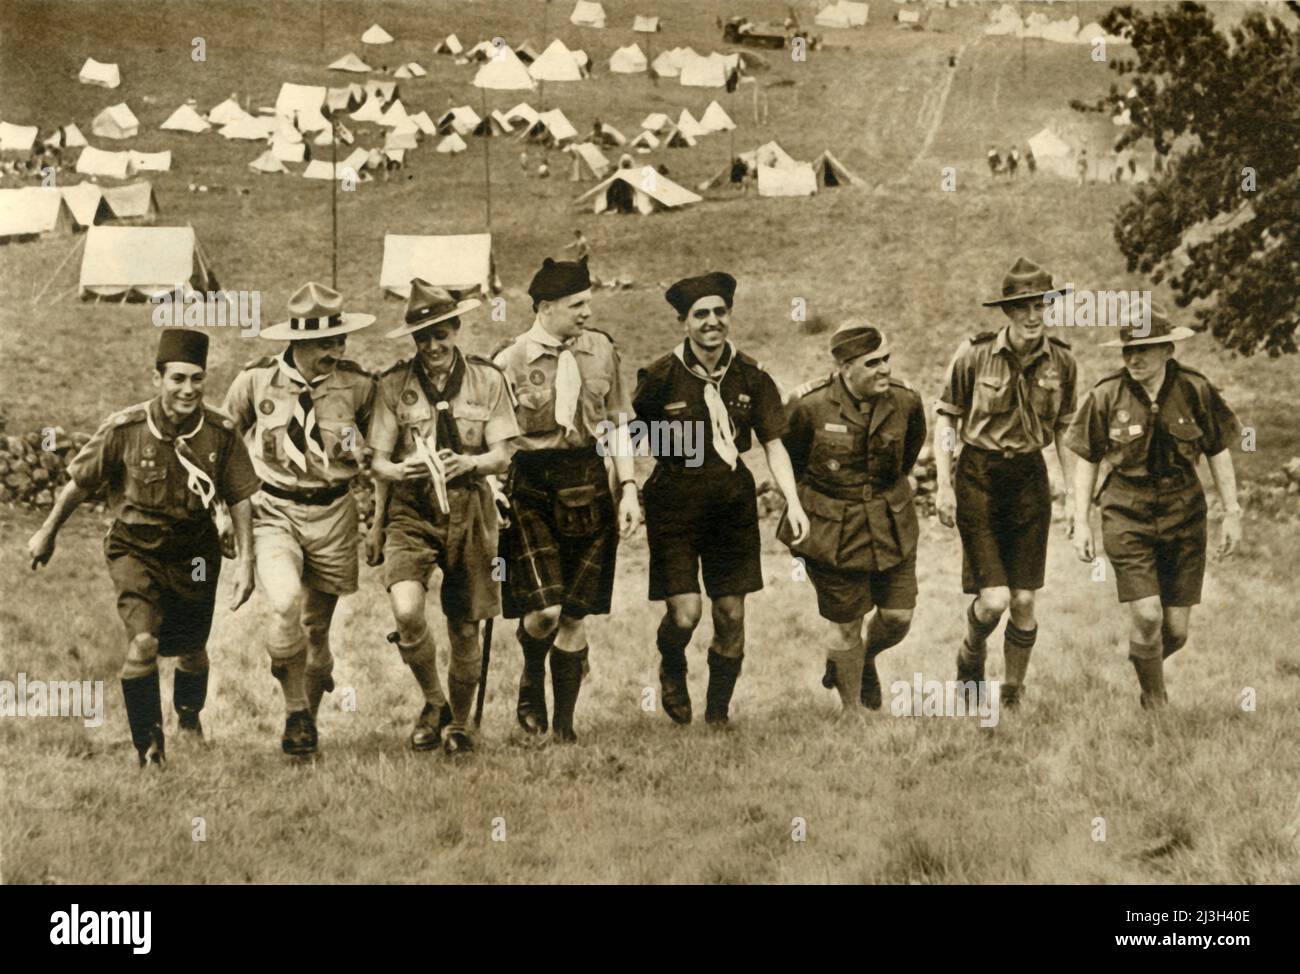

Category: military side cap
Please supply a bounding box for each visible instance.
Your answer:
[665,271,737,317]
[830,322,886,363]
[156,328,208,369]
[982,257,1071,307]
[528,256,591,304]
[1101,303,1196,348]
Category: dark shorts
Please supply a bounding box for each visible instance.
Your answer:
[955,447,1051,595]
[499,449,618,621]
[1100,476,1207,605]
[382,484,501,621]
[643,462,763,601]
[805,550,918,623]
[104,520,221,657]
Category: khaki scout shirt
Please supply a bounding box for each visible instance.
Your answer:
[936,328,1077,454]
[369,353,520,505]
[492,324,633,451]
[223,353,377,490]
[1063,360,1237,489]
[780,375,926,572]
[68,398,260,528]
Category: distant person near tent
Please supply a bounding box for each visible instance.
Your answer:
[565,229,591,262]
[987,146,1002,178]
[1006,148,1019,178]
[1025,145,1036,175]
[729,157,748,192]
[1076,149,1088,186]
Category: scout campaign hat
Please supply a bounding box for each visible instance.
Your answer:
[830,322,888,363]
[982,257,1072,307]
[260,281,376,341]
[386,278,481,339]
[665,271,737,317]
[1100,303,1196,348]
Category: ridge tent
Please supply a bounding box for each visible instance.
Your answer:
[79,225,217,300]
[273,140,308,162]
[351,97,386,123]
[436,132,468,154]
[437,105,482,136]
[207,96,248,126]
[575,166,701,214]
[816,2,869,28]
[326,84,364,113]
[676,109,709,139]
[61,183,111,229]
[379,101,411,128]
[610,44,647,74]
[362,24,394,45]
[219,115,274,140]
[434,34,463,55]
[633,15,661,32]
[380,233,493,298]
[79,58,121,88]
[640,112,672,133]
[529,39,585,82]
[249,149,288,174]
[311,125,346,146]
[474,111,515,137]
[630,131,659,152]
[522,109,578,146]
[567,142,611,180]
[0,188,74,243]
[394,62,427,79]
[699,101,736,132]
[679,55,727,88]
[92,103,139,140]
[302,148,370,180]
[101,182,160,223]
[0,122,39,154]
[128,150,171,173]
[384,128,419,151]
[384,149,406,166]
[1027,127,1077,179]
[700,141,799,188]
[45,123,89,149]
[408,111,437,136]
[271,116,304,144]
[757,162,817,197]
[813,150,865,187]
[661,124,697,149]
[275,83,330,131]
[570,1,606,28]
[594,122,626,147]
[329,53,372,73]
[471,47,535,90]
[160,104,211,133]
[515,42,542,64]
[76,146,132,179]
[364,80,400,105]
[506,103,541,129]
[652,47,695,78]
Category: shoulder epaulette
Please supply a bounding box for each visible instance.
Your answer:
[1048,335,1072,350]
[1173,362,1208,381]
[488,337,516,361]
[734,349,768,372]
[467,353,507,376]
[789,375,834,400]
[109,403,149,428]
[334,358,372,377]
[202,404,237,431]
[380,358,412,378]
[1096,367,1128,386]
[889,376,914,393]
[969,331,997,345]
[584,327,617,346]
[241,355,277,371]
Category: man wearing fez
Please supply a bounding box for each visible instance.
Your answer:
[366,281,520,755]
[28,329,259,767]
[1064,306,1241,708]
[633,272,808,726]
[223,283,377,757]
[933,258,1078,707]
[493,256,640,743]
[781,324,926,713]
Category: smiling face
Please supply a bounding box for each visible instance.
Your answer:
[414,321,459,372]
[153,362,205,419]
[1121,341,1174,385]
[292,335,348,379]
[538,289,592,341]
[683,295,730,353]
[840,344,892,400]
[1003,298,1046,349]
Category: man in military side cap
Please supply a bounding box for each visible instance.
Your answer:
[634,271,808,727]
[782,323,926,713]
[28,329,260,768]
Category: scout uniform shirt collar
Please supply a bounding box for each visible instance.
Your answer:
[994,326,1048,366]
[1121,358,1178,406]
[524,320,588,361]
[524,319,583,433]
[144,397,216,509]
[673,340,739,469]
[678,339,734,380]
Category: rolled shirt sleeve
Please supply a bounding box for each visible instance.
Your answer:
[1055,353,1079,435]
[67,417,122,492]
[605,342,634,423]
[222,368,256,435]
[368,381,400,457]
[483,371,522,447]
[1062,388,1107,463]
[751,369,788,443]
[1198,377,1239,457]
[935,342,973,417]
[218,434,262,505]
[902,393,928,474]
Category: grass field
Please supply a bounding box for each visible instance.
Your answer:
[1,0,1297,884]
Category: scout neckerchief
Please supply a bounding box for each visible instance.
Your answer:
[409,349,467,514]
[526,319,581,434]
[277,349,330,474]
[674,339,739,470]
[145,398,216,510]
[1002,330,1047,447]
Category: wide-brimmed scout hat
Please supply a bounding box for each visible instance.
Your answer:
[260,281,376,341]
[982,257,1072,307]
[1100,303,1196,348]
[385,278,481,339]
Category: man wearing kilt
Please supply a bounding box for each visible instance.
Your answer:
[493,257,641,743]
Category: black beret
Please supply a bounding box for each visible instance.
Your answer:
[665,272,736,317]
[156,329,208,370]
[528,256,591,305]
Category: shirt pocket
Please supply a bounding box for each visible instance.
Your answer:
[316,394,363,464]
[256,398,294,462]
[125,462,169,510]
[1167,418,1203,461]
[516,386,557,435]
[974,375,1016,415]
[1105,424,1146,468]
[453,403,491,451]
[810,428,860,475]
[1029,375,1062,421]
[580,376,613,429]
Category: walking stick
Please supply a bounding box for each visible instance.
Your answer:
[474,619,492,727]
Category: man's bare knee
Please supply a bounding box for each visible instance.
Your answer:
[979,587,1011,617]
[121,634,159,679]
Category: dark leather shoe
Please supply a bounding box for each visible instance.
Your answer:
[659,663,692,724]
[517,665,549,735]
[410,703,444,751]
[177,708,204,739]
[822,659,837,690]
[443,729,474,756]
[282,710,318,756]
[860,656,882,710]
[137,725,166,769]
[1001,684,1023,708]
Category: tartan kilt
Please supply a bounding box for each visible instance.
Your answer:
[499,455,619,620]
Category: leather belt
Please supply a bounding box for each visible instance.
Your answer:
[963,444,1039,461]
[809,479,898,502]
[260,481,350,506]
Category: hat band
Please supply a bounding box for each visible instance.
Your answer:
[290,313,343,331]
[407,305,455,325]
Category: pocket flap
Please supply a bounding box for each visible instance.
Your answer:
[799,485,845,522]
[556,485,598,507]
[1168,420,1202,442]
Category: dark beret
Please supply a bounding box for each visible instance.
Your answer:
[665,271,737,317]
[528,256,591,305]
[156,328,209,370]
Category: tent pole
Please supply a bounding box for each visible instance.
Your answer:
[331,114,338,288]
[481,87,492,230]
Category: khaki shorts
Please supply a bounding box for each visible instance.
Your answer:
[252,489,359,595]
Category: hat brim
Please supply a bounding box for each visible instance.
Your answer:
[981,285,1072,308]
[1100,326,1197,348]
[260,311,376,342]
[385,298,482,339]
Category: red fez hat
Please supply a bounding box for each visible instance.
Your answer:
[156,329,208,370]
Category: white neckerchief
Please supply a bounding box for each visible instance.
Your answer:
[277,352,330,473]
[527,320,581,434]
[674,340,738,470]
[145,404,216,509]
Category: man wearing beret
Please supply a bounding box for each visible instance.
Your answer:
[633,272,808,726]
[493,256,640,743]
[933,258,1078,707]
[28,329,259,768]
[366,280,520,754]
[1064,305,1241,708]
[223,283,377,757]
[781,323,926,714]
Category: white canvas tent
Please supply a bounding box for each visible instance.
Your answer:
[351,97,386,124]
[46,124,88,149]
[380,233,493,298]
[362,24,394,45]
[0,188,74,242]
[813,150,865,187]
[640,112,672,133]
[570,1,606,28]
[385,127,419,151]
[61,183,110,229]
[523,109,579,146]
[662,124,697,149]
[249,149,288,174]
[567,142,610,180]
[436,132,468,154]
[394,62,427,79]
[472,47,535,91]
[161,104,211,133]
[529,39,585,82]
[207,96,248,126]
[630,131,659,152]
[506,103,541,129]
[757,163,818,197]
[816,2,869,28]
[679,55,727,88]
[437,106,482,136]
[92,103,139,140]
[651,48,693,78]
[379,101,411,128]
[576,166,701,214]
[273,140,308,163]
[76,146,132,179]
[1027,127,1077,179]
[435,34,463,55]
[275,83,330,132]
[365,80,399,105]
[79,226,216,300]
[101,182,160,223]
[79,58,121,88]
[699,101,736,133]
[128,151,171,173]
[633,15,660,32]
[329,53,372,73]
[594,122,626,147]
[0,122,39,154]
[676,109,709,139]
[219,115,274,140]
[610,44,647,74]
